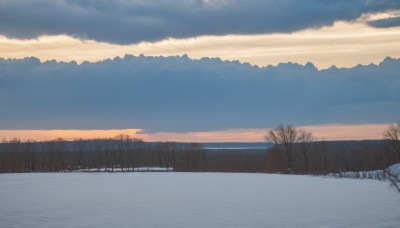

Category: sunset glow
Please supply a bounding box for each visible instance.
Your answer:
[2,1,400,225]
[1,2,399,142]
[0,124,389,142]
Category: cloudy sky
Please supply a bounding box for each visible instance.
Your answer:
[1,0,399,141]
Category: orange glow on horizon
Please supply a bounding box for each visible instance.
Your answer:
[0,129,143,141]
[0,124,389,142]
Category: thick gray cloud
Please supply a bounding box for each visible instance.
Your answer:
[0,0,399,44]
[0,55,399,132]
[368,16,400,28]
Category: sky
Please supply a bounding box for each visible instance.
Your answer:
[1,0,399,142]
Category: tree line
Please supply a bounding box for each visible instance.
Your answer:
[0,135,207,173]
[0,123,399,175]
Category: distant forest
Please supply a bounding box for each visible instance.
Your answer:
[1,123,399,174]
[0,139,398,174]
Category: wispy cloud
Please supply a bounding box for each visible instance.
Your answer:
[1,0,399,44]
[1,55,399,132]
[368,16,400,28]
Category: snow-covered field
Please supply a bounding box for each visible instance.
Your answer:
[1,173,399,228]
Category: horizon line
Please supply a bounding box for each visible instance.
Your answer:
[0,123,390,143]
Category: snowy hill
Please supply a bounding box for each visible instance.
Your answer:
[1,173,399,228]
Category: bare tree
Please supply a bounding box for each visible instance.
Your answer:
[156,142,178,169]
[384,168,400,194]
[298,129,314,173]
[383,122,400,194]
[265,124,298,173]
[383,122,400,160]
[265,147,286,173]
[75,138,87,170]
[101,138,115,172]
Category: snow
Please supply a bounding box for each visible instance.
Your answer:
[1,173,399,228]
[388,163,400,176]
[327,163,400,180]
[76,167,174,172]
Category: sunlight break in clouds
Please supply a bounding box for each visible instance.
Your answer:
[0,124,390,142]
[1,18,400,69]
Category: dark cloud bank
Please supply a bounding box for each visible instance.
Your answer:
[0,55,399,132]
[1,0,399,44]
